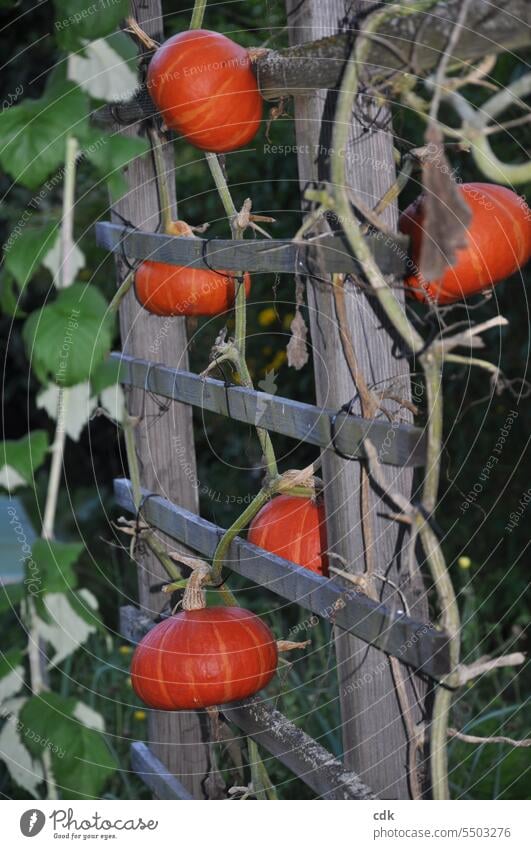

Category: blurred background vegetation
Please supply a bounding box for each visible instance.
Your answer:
[0,0,529,799]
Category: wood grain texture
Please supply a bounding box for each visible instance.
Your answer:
[110,1,208,799]
[115,483,450,679]
[260,0,531,98]
[96,221,409,275]
[111,352,427,467]
[285,0,429,799]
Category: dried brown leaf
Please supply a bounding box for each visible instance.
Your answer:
[419,125,472,282]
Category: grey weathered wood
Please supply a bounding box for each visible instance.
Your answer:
[112,352,426,468]
[120,605,375,799]
[91,0,530,119]
[115,480,450,679]
[95,222,408,276]
[130,742,193,800]
[259,0,531,99]
[223,698,375,800]
[109,0,208,798]
[286,0,429,799]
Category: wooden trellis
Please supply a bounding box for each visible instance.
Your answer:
[95,211,450,797]
[101,0,478,801]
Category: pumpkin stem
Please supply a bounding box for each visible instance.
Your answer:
[182,563,211,610]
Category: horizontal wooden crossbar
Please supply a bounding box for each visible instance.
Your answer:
[95,222,408,276]
[120,606,375,800]
[114,479,450,679]
[112,353,426,468]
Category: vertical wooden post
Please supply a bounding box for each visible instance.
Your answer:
[285,0,428,798]
[111,1,208,798]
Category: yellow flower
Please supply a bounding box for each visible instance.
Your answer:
[133,710,146,721]
[258,307,277,327]
[119,645,133,655]
[267,350,287,372]
[283,312,294,330]
[458,556,472,569]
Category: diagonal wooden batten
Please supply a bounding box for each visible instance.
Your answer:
[120,606,375,800]
[95,221,409,276]
[111,353,426,468]
[130,742,194,800]
[114,480,450,679]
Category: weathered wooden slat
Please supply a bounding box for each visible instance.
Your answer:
[114,479,450,679]
[120,606,375,800]
[95,222,408,276]
[223,698,375,800]
[112,353,426,468]
[257,0,531,99]
[130,741,193,800]
[91,1,530,118]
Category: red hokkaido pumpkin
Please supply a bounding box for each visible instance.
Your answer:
[134,219,251,316]
[135,261,251,316]
[131,607,278,710]
[248,495,328,576]
[399,183,531,304]
[147,29,263,152]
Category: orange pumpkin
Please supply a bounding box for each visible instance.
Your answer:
[134,219,251,316]
[248,495,328,576]
[135,261,251,316]
[147,29,263,152]
[131,607,278,710]
[399,183,531,304]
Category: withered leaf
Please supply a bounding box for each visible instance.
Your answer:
[287,275,309,370]
[419,124,472,282]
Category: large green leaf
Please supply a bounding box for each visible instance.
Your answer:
[30,538,84,595]
[4,223,58,289]
[83,130,149,199]
[0,649,24,703]
[20,692,116,799]
[0,76,88,189]
[90,357,123,395]
[54,0,130,51]
[22,283,113,387]
[0,431,49,489]
[0,271,26,317]
[0,584,23,614]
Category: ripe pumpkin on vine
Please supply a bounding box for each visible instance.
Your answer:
[399,183,531,304]
[134,219,251,316]
[131,606,278,710]
[147,30,263,153]
[248,494,328,576]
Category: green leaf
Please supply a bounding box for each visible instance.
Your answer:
[67,588,103,630]
[0,76,88,189]
[0,648,23,681]
[54,0,130,51]
[0,431,49,489]
[83,130,148,199]
[34,590,98,655]
[90,357,122,395]
[0,649,24,702]
[4,223,58,289]
[22,283,114,387]
[0,271,25,318]
[0,583,23,615]
[20,692,116,799]
[30,538,84,595]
